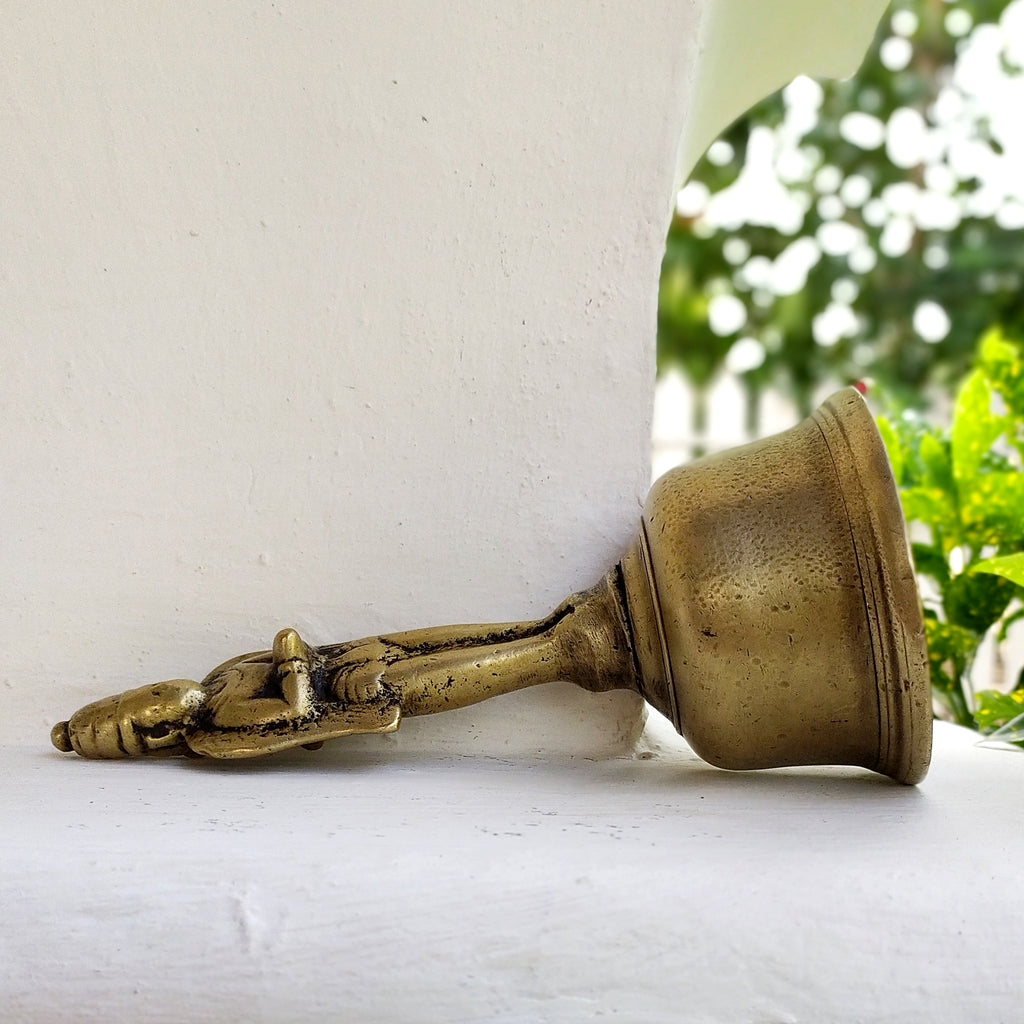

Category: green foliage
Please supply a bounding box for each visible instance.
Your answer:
[659,0,1024,417]
[972,552,1024,588]
[974,689,1024,747]
[880,330,1024,729]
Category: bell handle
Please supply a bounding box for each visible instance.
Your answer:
[321,569,639,720]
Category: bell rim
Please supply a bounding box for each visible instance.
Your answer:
[814,389,933,784]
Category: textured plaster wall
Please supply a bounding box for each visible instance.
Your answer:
[1,1,885,754]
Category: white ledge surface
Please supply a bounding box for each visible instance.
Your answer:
[2,720,1022,1022]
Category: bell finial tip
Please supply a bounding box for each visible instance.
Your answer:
[51,720,73,753]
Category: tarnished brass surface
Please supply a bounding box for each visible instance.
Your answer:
[625,388,931,784]
[50,578,634,762]
[52,389,931,783]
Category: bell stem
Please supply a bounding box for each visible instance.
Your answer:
[329,570,639,719]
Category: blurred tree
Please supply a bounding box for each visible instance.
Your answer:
[659,0,1024,427]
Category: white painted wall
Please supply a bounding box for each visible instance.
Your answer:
[1,2,887,753]
[4,1,688,750]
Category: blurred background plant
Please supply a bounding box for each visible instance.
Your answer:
[657,0,1024,729]
[658,0,1024,447]
[879,331,1024,736]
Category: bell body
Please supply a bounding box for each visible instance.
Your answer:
[620,389,931,784]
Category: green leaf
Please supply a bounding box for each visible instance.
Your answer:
[972,552,1024,589]
[951,370,1000,486]
[959,474,1024,546]
[919,433,954,493]
[998,606,1024,645]
[978,329,1024,421]
[900,486,957,540]
[876,416,904,486]
[973,688,1024,737]
[943,571,1016,635]
[924,618,978,692]
[925,617,979,729]
[911,542,949,585]
[978,328,1019,369]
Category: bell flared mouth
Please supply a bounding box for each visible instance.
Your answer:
[812,389,932,785]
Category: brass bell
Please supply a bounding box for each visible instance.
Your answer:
[52,388,931,783]
[620,386,931,784]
